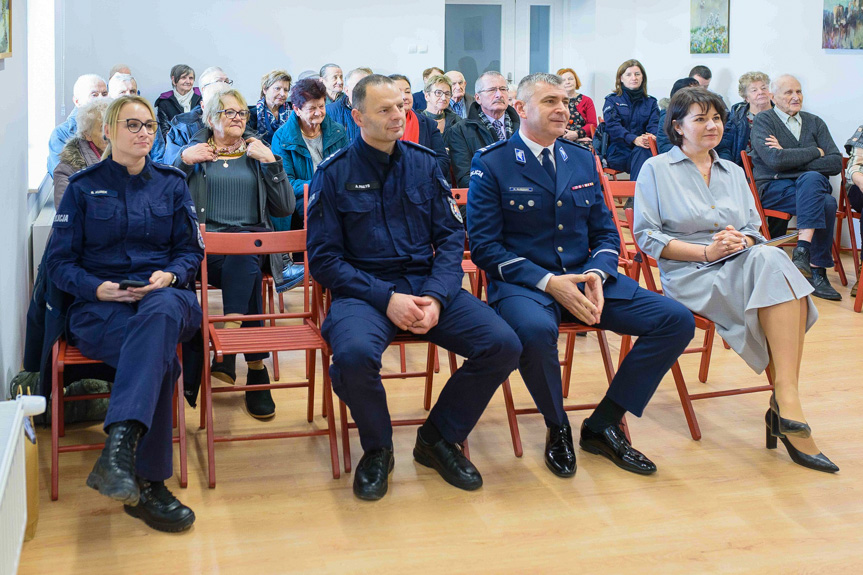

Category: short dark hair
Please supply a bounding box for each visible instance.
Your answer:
[388,74,410,88]
[290,78,328,110]
[670,77,699,98]
[664,87,727,148]
[352,74,395,113]
[689,65,712,80]
[170,64,195,84]
[422,67,444,81]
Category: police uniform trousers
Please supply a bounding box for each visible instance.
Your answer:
[67,288,202,481]
[494,279,695,427]
[760,171,837,268]
[322,288,522,451]
[205,253,268,361]
[606,142,653,181]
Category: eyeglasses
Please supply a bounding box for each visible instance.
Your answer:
[218,109,250,120]
[122,119,159,135]
[478,86,509,95]
[201,78,234,89]
[431,89,452,99]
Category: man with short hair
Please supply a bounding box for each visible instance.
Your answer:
[468,73,694,479]
[307,74,521,501]
[445,70,473,119]
[689,65,712,88]
[108,63,132,83]
[750,74,843,300]
[164,67,232,165]
[413,66,444,112]
[320,63,345,104]
[325,67,372,142]
[445,71,520,188]
[47,74,108,175]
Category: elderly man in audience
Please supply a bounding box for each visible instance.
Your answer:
[750,74,843,301]
[47,74,108,175]
[320,63,345,104]
[52,99,110,208]
[108,73,137,98]
[164,67,232,165]
[326,67,372,142]
[249,70,293,145]
[721,71,772,166]
[390,74,450,176]
[446,70,473,120]
[445,71,520,188]
[155,65,202,137]
[108,63,131,82]
[413,66,444,112]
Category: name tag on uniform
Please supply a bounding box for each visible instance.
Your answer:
[346,182,381,191]
[89,189,117,197]
[571,182,594,190]
[508,187,533,192]
[515,149,526,164]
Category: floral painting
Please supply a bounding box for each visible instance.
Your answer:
[823,1,863,49]
[690,0,729,54]
[0,0,10,59]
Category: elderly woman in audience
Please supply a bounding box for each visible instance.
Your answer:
[634,87,837,474]
[248,70,293,145]
[602,59,659,181]
[722,71,773,166]
[271,78,347,229]
[48,74,108,175]
[557,67,596,143]
[413,66,444,111]
[47,95,203,532]
[422,74,461,136]
[656,77,699,154]
[52,99,110,207]
[389,74,450,176]
[174,88,295,419]
[155,65,201,137]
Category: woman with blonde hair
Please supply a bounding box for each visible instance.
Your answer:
[250,69,293,145]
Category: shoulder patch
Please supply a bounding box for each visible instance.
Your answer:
[316,146,349,171]
[53,212,73,228]
[150,163,187,178]
[402,140,435,156]
[477,139,508,155]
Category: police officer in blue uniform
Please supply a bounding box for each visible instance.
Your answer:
[45,96,203,532]
[468,73,694,478]
[307,75,521,501]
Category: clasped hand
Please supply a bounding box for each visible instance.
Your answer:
[705,226,748,261]
[96,271,173,302]
[386,293,442,334]
[546,273,604,325]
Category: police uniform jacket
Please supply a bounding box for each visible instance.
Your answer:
[602,92,660,147]
[307,136,465,314]
[467,132,637,306]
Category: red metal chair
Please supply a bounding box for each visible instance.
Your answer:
[50,340,186,501]
[624,208,773,440]
[835,157,860,280]
[648,136,658,156]
[199,225,339,486]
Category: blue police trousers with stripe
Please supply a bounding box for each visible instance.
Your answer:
[494,286,694,427]
[68,288,202,482]
[322,289,522,452]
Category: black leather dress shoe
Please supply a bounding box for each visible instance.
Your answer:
[413,430,482,491]
[353,447,395,501]
[211,354,237,384]
[245,367,276,419]
[808,268,841,301]
[544,424,576,478]
[86,420,144,505]
[579,421,657,475]
[792,246,812,278]
[124,477,196,532]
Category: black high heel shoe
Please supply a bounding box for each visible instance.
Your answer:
[769,393,811,438]
[765,410,838,474]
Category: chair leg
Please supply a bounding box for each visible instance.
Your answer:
[671,362,701,441]
[561,333,575,398]
[322,353,340,479]
[175,383,188,488]
[399,343,407,374]
[722,338,731,350]
[433,346,440,373]
[856,276,863,312]
[501,379,523,457]
[340,399,352,473]
[698,323,716,384]
[205,375,217,488]
[832,241,848,286]
[51,345,61,501]
[199,352,209,430]
[423,344,435,411]
[307,349,317,423]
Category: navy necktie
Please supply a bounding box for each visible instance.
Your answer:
[540,148,556,183]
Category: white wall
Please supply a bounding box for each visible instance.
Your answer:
[0,0,30,393]
[56,0,445,123]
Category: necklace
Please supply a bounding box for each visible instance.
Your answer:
[208,136,246,168]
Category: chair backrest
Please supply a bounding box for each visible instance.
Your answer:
[740,151,784,240]
[624,207,662,294]
[648,136,658,157]
[451,187,468,206]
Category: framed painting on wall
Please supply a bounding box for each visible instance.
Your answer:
[0,0,10,60]
[823,1,863,49]
[690,0,729,54]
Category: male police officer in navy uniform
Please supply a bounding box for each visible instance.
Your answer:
[468,73,694,478]
[307,75,521,501]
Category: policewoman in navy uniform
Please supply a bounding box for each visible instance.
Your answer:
[307,75,521,501]
[45,96,203,532]
[468,73,694,478]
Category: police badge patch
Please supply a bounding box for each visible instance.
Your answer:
[448,196,464,223]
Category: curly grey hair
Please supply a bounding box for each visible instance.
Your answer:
[75,99,111,139]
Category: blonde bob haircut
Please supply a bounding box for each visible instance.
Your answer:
[101,95,156,160]
[260,70,293,98]
[203,88,249,129]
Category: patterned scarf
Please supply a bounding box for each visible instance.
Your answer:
[478,111,513,141]
[256,97,290,138]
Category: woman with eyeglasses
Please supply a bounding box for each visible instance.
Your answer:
[422,74,461,136]
[46,95,205,532]
[174,88,294,420]
[248,69,293,145]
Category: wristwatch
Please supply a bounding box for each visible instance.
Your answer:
[170,273,178,287]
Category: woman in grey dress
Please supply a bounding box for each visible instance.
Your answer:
[633,87,837,473]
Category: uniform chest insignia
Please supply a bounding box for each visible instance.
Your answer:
[447,196,464,224]
[346,182,381,191]
[571,182,594,190]
[508,187,533,192]
[515,149,526,164]
[559,147,568,161]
